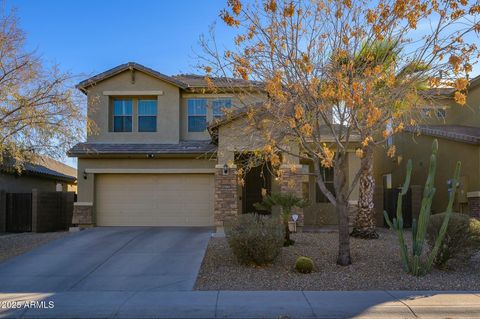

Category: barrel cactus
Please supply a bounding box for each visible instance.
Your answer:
[384,139,461,276]
[295,256,314,274]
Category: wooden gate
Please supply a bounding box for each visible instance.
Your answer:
[6,193,32,232]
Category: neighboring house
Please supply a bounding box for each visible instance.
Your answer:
[0,156,77,193]
[374,75,480,220]
[68,62,363,231]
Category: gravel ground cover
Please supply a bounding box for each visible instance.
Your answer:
[195,228,480,291]
[0,232,68,263]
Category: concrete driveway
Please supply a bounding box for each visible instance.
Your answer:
[0,227,212,293]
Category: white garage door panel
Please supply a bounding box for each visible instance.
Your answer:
[96,174,214,226]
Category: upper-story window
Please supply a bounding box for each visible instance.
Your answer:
[138,99,157,132]
[212,99,232,119]
[113,99,133,132]
[188,99,207,132]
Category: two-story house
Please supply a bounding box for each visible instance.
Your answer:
[374,75,480,220]
[68,62,362,231]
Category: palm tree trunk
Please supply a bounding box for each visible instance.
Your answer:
[283,212,294,246]
[351,147,379,239]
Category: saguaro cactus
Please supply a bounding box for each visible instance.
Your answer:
[384,140,461,276]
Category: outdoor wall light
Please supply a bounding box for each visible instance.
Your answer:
[83,170,87,180]
[223,164,229,175]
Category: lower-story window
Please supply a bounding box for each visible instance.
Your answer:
[316,167,335,203]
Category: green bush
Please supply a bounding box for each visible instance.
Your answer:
[225,214,284,266]
[295,256,314,274]
[427,212,480,268]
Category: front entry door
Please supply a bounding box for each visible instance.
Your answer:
[242,165,271,214]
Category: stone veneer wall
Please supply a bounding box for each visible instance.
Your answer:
[467,192,480,219]
[279,164,304,226]
[214,166,238,228]
[72,204,94,226]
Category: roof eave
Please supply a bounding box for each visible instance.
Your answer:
[68,151,216,158]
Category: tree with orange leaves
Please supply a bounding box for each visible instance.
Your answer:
[200,0,479,266]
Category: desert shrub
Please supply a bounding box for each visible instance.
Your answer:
[225,214,284,266]
[427,212,480,268]
[295,256,314,274]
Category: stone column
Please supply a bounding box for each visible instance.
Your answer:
[72,202,94,228]
[72,169,95,229]
[214,164,238,232]
[467,191,480,219]
[279,164,304,228]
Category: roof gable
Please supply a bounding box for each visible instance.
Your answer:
[77,62,188,93]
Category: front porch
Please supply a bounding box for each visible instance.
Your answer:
[213,160,305,232]
[210,114,363,232]
[213,150,362,232]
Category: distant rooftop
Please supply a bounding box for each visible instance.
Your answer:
[406,125,480,144]
[2,156,77,182]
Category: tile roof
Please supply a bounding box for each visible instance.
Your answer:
[172,74,262,89]
[2,156,77,182]
[68,141,217,156]
[405,125,480,144]
[76,62,262,94]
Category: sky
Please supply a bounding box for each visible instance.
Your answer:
[7,0,233,167]
[8,0,231,76]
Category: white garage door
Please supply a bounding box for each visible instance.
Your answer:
[95,174,214,226]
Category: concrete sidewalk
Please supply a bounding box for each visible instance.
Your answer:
[1,290,479,318]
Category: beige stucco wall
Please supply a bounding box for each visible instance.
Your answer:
[86,70,181,144]
[443,85,480,126]
[77,157,216,203]
[217,114,283,164]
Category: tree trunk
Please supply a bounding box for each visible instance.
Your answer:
[334,154,352,266]
[284,220,292,245]
[351,148,379,239]
[336,199,352,266]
